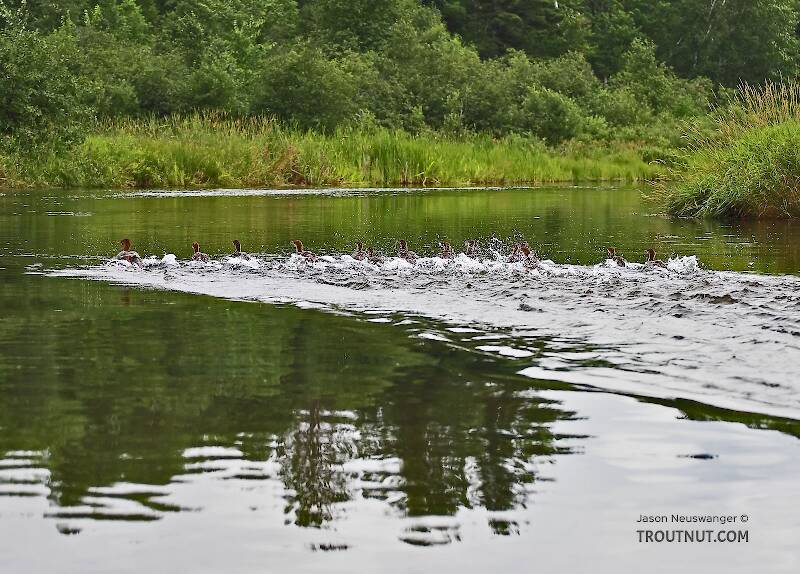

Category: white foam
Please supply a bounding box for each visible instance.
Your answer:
[49,254,800,419]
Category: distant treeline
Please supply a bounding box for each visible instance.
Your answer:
[0,0,797,152]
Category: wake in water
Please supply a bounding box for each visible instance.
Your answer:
[48,249,800,419]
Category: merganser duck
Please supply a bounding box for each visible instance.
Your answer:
[114,238,143,267]
[607,247,626,267]
[397,240,418,262]
[192,241,210,262]
[645,248,668,268]
[464,239,479,258]
[230,239,251,260]
[506,243,524,263]
[520,244,539,269]
[292,240,316,261]
[367,247,384,264]
[352,241,367,260]
[439,241,455,259]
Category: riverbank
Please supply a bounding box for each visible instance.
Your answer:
[0,115,662,190]
[655,83,800,219]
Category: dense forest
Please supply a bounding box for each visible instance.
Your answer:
[5,0,798,150]
[2,0,800,206]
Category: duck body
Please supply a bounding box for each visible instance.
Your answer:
[645,248,668,268]
[507,242,530,264]
[520,244,539,269]
[292,240,317,261]
[367,247,384,264]
[397,240,418,263]
[114,238,143,267]
[464,239,479,258]
[607,247,626,267]
[230,239,251,260]
[352,242,367,261]
[192,241,210,262]
[439,241,455,259]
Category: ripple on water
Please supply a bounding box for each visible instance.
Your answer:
[47,252,800,419]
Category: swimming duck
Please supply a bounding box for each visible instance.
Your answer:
[397,240,418,263]
[352,241,367,261]
[506,243,524,263]
[464,239,479,258]
[520,244,539,269]
[292,240,317,261]
[367,247,384,264]
[645,248,668,268]
[114,238,143,267]
[192,241,210,262]
[607,247,626,267]
[230,239,251,260]
[439,241,455,259]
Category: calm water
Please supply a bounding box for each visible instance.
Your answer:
[1,186,798,573]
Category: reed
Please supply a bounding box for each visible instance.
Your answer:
[0,113,660,189]
[654,81,800,218]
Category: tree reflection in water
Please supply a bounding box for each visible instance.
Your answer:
[0,279,579,530]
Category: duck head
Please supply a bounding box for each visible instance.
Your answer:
[233,239,241,253]
[192,241,200,253]
[646,248,656,261]
[607,247,617,258]
[292,240,304,252]
[120,238,131,251]
[356,241,364,250]
[398,240,408,250]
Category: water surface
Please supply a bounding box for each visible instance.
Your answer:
[1,186,798,573]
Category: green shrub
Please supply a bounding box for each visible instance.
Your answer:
[519,87,586,143]
[250,44,363,132]
[0,25,91,150]
[611,39,711,119]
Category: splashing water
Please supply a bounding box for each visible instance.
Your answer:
[49,250,800,419]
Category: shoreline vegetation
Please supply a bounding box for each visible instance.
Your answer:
[0,116,662,189]
[654,82,800,219]
[3,2,800,216]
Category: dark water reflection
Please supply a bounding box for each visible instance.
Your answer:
[0,276,577,531]
[1,186,799,572]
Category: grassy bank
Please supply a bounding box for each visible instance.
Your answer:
[0,115,660,190]
[655,83,800,218]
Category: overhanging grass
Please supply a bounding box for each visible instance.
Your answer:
[654,82,800,218]
[0,114,660,189]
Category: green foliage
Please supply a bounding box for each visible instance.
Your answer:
[0,22,91,150]
[82,0,150,42]
[432,0,589,58]
[302,0,415,51]
[655,82,800,218]
[584,0,640,79]
[250,44,365,131]
[519,87,586,143]
[380,7,480,129]
[1,114,660,189]
[0,0,788,194]
[628,0,800,86]
[611,39,711,119]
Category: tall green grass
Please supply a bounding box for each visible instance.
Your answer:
[654,82,800,218]
[0,114,659,189]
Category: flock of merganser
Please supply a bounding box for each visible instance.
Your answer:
[113,238,672,270]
